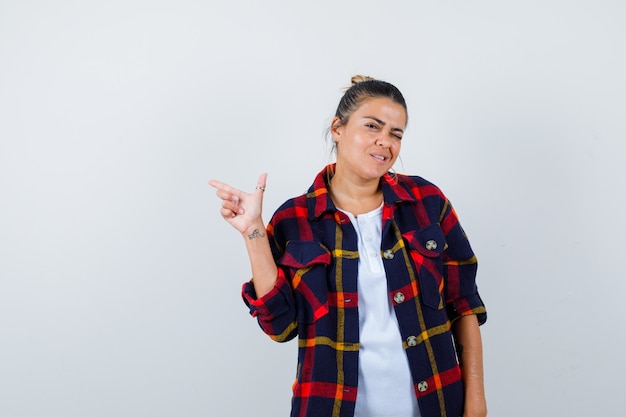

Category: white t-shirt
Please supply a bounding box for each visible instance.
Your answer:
[339,205,421,417]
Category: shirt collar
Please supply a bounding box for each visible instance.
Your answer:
[307,164,418,220]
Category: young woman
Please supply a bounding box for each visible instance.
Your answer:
[209,76,487,417]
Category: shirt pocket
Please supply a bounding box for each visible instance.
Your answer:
[402,224,446,310]
[277,240,331,324]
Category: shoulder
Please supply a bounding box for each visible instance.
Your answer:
[271,192,308,220]
[267,191,310,235]
[394,173,447,200]
[396,173,437,187]
[265,191,319,255]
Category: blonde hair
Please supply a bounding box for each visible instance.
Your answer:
[346,74,375,89]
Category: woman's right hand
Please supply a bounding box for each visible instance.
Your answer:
[209,173,278,298]
[208,173,268,236]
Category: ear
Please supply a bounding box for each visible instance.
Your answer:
[330,116,342,143]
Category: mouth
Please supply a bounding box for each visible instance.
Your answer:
[371,154,388,162]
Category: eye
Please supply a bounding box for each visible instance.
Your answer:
[365,123,378,129]
[393,134,403,140]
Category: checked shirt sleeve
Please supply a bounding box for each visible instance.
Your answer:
[439,199,487,325]
[241,268,298,342]
[240,210,301,343]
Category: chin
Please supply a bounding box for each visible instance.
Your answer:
[367,168,390,179]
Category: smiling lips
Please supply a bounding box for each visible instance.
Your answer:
[371,153,388,162]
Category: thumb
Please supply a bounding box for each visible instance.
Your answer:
[254,172,268,194]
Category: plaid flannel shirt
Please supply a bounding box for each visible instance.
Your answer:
[242,165,486,417]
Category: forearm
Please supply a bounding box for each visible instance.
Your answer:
[453,314,487,417]
[243,220,278,299]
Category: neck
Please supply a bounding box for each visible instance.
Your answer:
[328,168,383,216]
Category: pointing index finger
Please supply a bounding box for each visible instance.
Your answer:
[208,179,234,192]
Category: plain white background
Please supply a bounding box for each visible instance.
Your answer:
[1,1,625,415]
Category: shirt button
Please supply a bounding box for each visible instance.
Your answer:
[383,249,394,259]
[406,336,417,347]
[393,292,405,304]
[418,381,428,392]
[425,240,437,250]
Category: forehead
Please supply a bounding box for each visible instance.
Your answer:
[353,97,407,127]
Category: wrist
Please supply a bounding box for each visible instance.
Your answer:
[242,221,267,240]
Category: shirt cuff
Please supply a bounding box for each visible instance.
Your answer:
[446,292,487,325]
[242,272,292,319]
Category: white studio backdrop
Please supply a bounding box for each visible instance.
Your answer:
[1,1,624,416]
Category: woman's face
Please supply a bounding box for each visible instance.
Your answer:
[331,97,407,182]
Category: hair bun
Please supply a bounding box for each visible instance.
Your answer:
[351,75,375,85]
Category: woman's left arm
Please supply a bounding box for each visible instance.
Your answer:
[452,314,487,417]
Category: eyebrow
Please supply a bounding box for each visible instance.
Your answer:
[364,116,404,133]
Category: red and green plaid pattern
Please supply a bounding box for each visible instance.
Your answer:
[243,165,486,417]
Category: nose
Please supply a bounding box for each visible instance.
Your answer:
[376,136,390,147]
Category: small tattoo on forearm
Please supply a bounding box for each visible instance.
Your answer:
[248,229,266,240]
